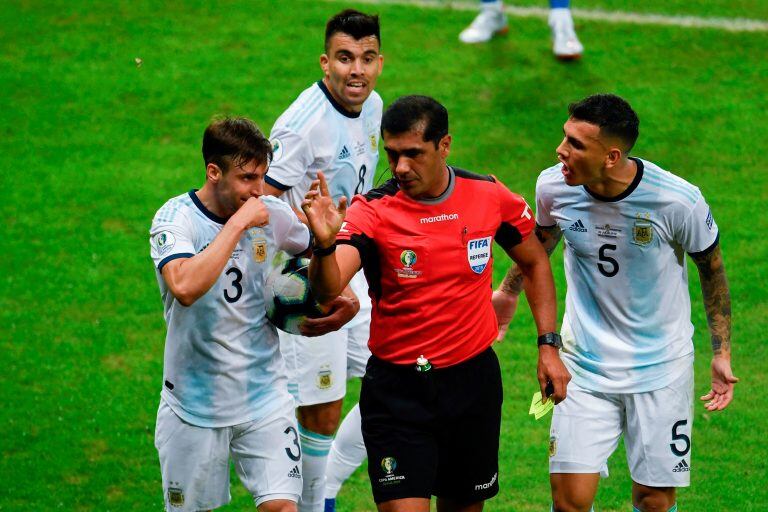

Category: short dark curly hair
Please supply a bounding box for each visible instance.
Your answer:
[569,94,640,151]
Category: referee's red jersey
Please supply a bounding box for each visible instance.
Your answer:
[336,167,534,367]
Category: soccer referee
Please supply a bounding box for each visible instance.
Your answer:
[301,95,569,512]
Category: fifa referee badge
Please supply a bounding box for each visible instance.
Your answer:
[415,355,432,372]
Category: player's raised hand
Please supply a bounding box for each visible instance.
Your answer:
[537,345,570,404]
[301,171,347,246]
[701,356,739,411]
[234,196,269,229]
[492,289,519,342]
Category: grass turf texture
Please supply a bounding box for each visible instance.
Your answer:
[0,0,766,510]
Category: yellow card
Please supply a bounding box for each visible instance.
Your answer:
[529,391,554,420]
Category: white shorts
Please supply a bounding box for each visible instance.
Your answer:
[280,313,371,407]
[155,399,302,511]
[549,366,694,488]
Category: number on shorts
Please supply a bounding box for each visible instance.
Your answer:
[284,426,301,461]
[670,419,690,456]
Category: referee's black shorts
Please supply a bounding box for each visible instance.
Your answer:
[360,347,503,505]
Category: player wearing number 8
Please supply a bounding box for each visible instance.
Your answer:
[494,94,738,512]
[264,10,384,512]
[149,118,311,511]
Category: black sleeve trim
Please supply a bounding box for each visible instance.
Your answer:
[157,253,194,271]
[338,234,381,301]
[495,222,523,250]
[688,233,720,258]
[452,166,495,182]
[265,175,291,191]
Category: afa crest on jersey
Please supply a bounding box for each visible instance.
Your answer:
[467,236,492,274]
[631,213,654,246]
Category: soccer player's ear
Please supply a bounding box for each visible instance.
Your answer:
[206,163,222,184]
[320,53,330,77]
[604,147,622,169]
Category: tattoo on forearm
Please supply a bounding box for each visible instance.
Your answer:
[501,224,562,295]
[691,246,731,355]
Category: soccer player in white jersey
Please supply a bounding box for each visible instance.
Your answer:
[264,10,383,512]
[493,94,738,512]
[149,118,311,512]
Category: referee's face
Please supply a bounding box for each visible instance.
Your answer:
[321,32,383,113]
[384,128,451,200]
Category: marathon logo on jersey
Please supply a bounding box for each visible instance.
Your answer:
[467,237,492,274]
[338,145,351,160]
[632,213,654,246]
[419,213,458,224]
[596,224,621,238]
[155,231,176,256]
[271,138,284,162]
[474,472,497,491]
[672,459,690,473]
[395,250,422,279]
[379,457,405,486]
[569,220,587,232]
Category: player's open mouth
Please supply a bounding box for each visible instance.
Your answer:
[346,81,366,90]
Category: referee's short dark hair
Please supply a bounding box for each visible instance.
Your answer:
[202,117,272,173]
[325,9,381,53]
[381,95,449,148]
[569,94,640,151]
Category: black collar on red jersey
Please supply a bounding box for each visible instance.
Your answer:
[317,80,361,119]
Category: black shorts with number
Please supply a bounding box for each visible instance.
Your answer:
[360,347,503,504]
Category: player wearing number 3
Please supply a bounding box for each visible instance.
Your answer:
[494,94,738,512]
[149,118,311,511]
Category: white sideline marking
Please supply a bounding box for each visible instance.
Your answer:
[343,0,768,33]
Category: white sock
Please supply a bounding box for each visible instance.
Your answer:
[299,425,333,512]
[549,7,574,29]
[324,403,367,499]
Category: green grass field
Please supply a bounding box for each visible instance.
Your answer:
[1,1,766,510]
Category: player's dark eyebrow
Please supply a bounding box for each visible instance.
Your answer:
[566,134,585,149]
[384,146,423,158]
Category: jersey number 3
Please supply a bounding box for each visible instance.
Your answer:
[224,267,243,303]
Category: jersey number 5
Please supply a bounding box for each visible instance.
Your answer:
[597,244,619,277]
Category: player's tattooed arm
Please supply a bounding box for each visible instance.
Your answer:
[691,243,739,410]
[499,224,563,296]
[690,244,731,356]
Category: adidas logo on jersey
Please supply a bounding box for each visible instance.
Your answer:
[672,459,690,473]
[288,465,301,478]
[569,219,587,232]
[338,146,351,160]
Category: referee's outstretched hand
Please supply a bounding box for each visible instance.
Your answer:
[301,171,347,246]
[538,345,570,404]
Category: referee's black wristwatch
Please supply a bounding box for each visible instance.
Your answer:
[537,332,563,349]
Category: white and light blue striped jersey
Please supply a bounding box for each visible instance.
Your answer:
[267,80,382,325]
[536,158,719,393]
[149,191,310,427]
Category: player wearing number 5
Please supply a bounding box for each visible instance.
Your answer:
[149,118,311,511]
[494,94,738,512]
[264,10,383,512]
